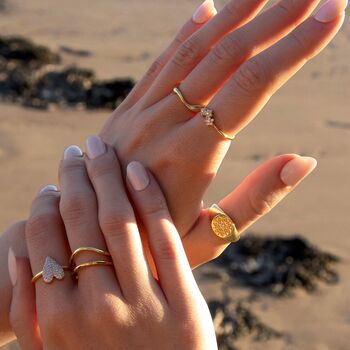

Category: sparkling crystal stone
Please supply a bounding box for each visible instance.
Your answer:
[201,107,213,117]
[42,257,65,283]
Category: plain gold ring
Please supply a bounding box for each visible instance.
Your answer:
[70,247,111,266]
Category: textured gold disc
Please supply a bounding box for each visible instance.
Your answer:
[210,204,240,243]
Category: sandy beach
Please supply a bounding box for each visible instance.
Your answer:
[0,0,349,349]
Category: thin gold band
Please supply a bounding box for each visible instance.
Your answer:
[173,87,202,112]
[31,266,70,284]
[210,124,235,141]
[173,87,235,141]
[70,247,111,265]
[73,260,113,275]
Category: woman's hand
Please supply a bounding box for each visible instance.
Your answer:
[99,0,343,266]
[8,140,217,350]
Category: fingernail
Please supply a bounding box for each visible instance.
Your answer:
[280,156,318,187]
[314,0,347,23]
[8,248,17,287]
[127,161,150,191]
[39,185,59,194]
[85,136,106,160]
[64,145,83,160]
[193,0,217,24]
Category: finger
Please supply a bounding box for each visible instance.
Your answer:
[141,0,267,108]
[182,155,317,268]
[177,0,321,109]
[8,250,42,350]
[84,137,153,299]
[126,161,199,304]
[25,185,73,297]
[59,146,118,290]
[188,0,346,144]
[116,0,217,114]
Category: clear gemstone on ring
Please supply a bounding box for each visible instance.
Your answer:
[201,107,214,126]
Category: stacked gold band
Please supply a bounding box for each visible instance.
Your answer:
[73,260,113,274]
[69,247,111,266]
[173,87,235,141]
[70,247,112,277]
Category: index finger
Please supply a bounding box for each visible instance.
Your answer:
[126,161,199,305]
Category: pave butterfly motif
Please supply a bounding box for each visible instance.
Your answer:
[42,257,65,283]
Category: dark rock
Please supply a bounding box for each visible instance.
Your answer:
[214,234,339,296]
[209,299,283,350]
[0,36,60,67]
[0,35,134,110]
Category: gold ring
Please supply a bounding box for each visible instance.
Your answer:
[73,260,113,275]
[32,256,71,284]
[210,204,240,243]
[173,87,203,113]
[173,86,235,141]
[70,247,111,266]
[201,108,235,141]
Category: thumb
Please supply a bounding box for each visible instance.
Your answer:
[8,248,42,350]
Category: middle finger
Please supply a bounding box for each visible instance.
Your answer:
[176,0,320,108]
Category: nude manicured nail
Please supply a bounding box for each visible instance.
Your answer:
[64,145,83,160]
[8,248,17,287]
[193,0,217,24]
[127,161,150,191]
[39,185,58,194]
[280,156,318,187]
[313,0,347,23]
[86,136,106,159]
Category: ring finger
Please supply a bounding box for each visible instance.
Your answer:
[59,145,118,290]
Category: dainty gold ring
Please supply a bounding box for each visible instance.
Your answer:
[201,108,235,141]
[173,87,203,112]
[32,256,71,284]
[210,204,240,243]
[173,87,235,141]
[73,260,113,275]
[70,247,111,266]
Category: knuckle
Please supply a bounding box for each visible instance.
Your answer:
[26,212,60,241]
[156,237,179,262]
[276,0,298,16]
[60,191,95,224]
[173,36,202,68]
[224,0,241,21]
[234,58,269,93]
[248,187,273,217]
[289,30,309,53]
[145,57,164,80]
[88,154,119,181]
[211,34,245,64]
[100,207,133,236]
[60,158,85,179]
[142,194,168,218]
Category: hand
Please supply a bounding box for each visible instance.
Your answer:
[8,140,217,350]
[99,0,343,266]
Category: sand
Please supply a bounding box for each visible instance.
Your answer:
[0,0,349,349]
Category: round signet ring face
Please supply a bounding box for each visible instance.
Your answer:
[210,205,240,243]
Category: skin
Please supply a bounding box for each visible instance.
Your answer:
[9,144,217,350]
[0,0,345,344]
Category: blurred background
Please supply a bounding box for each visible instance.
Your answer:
[0,0,349,349]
